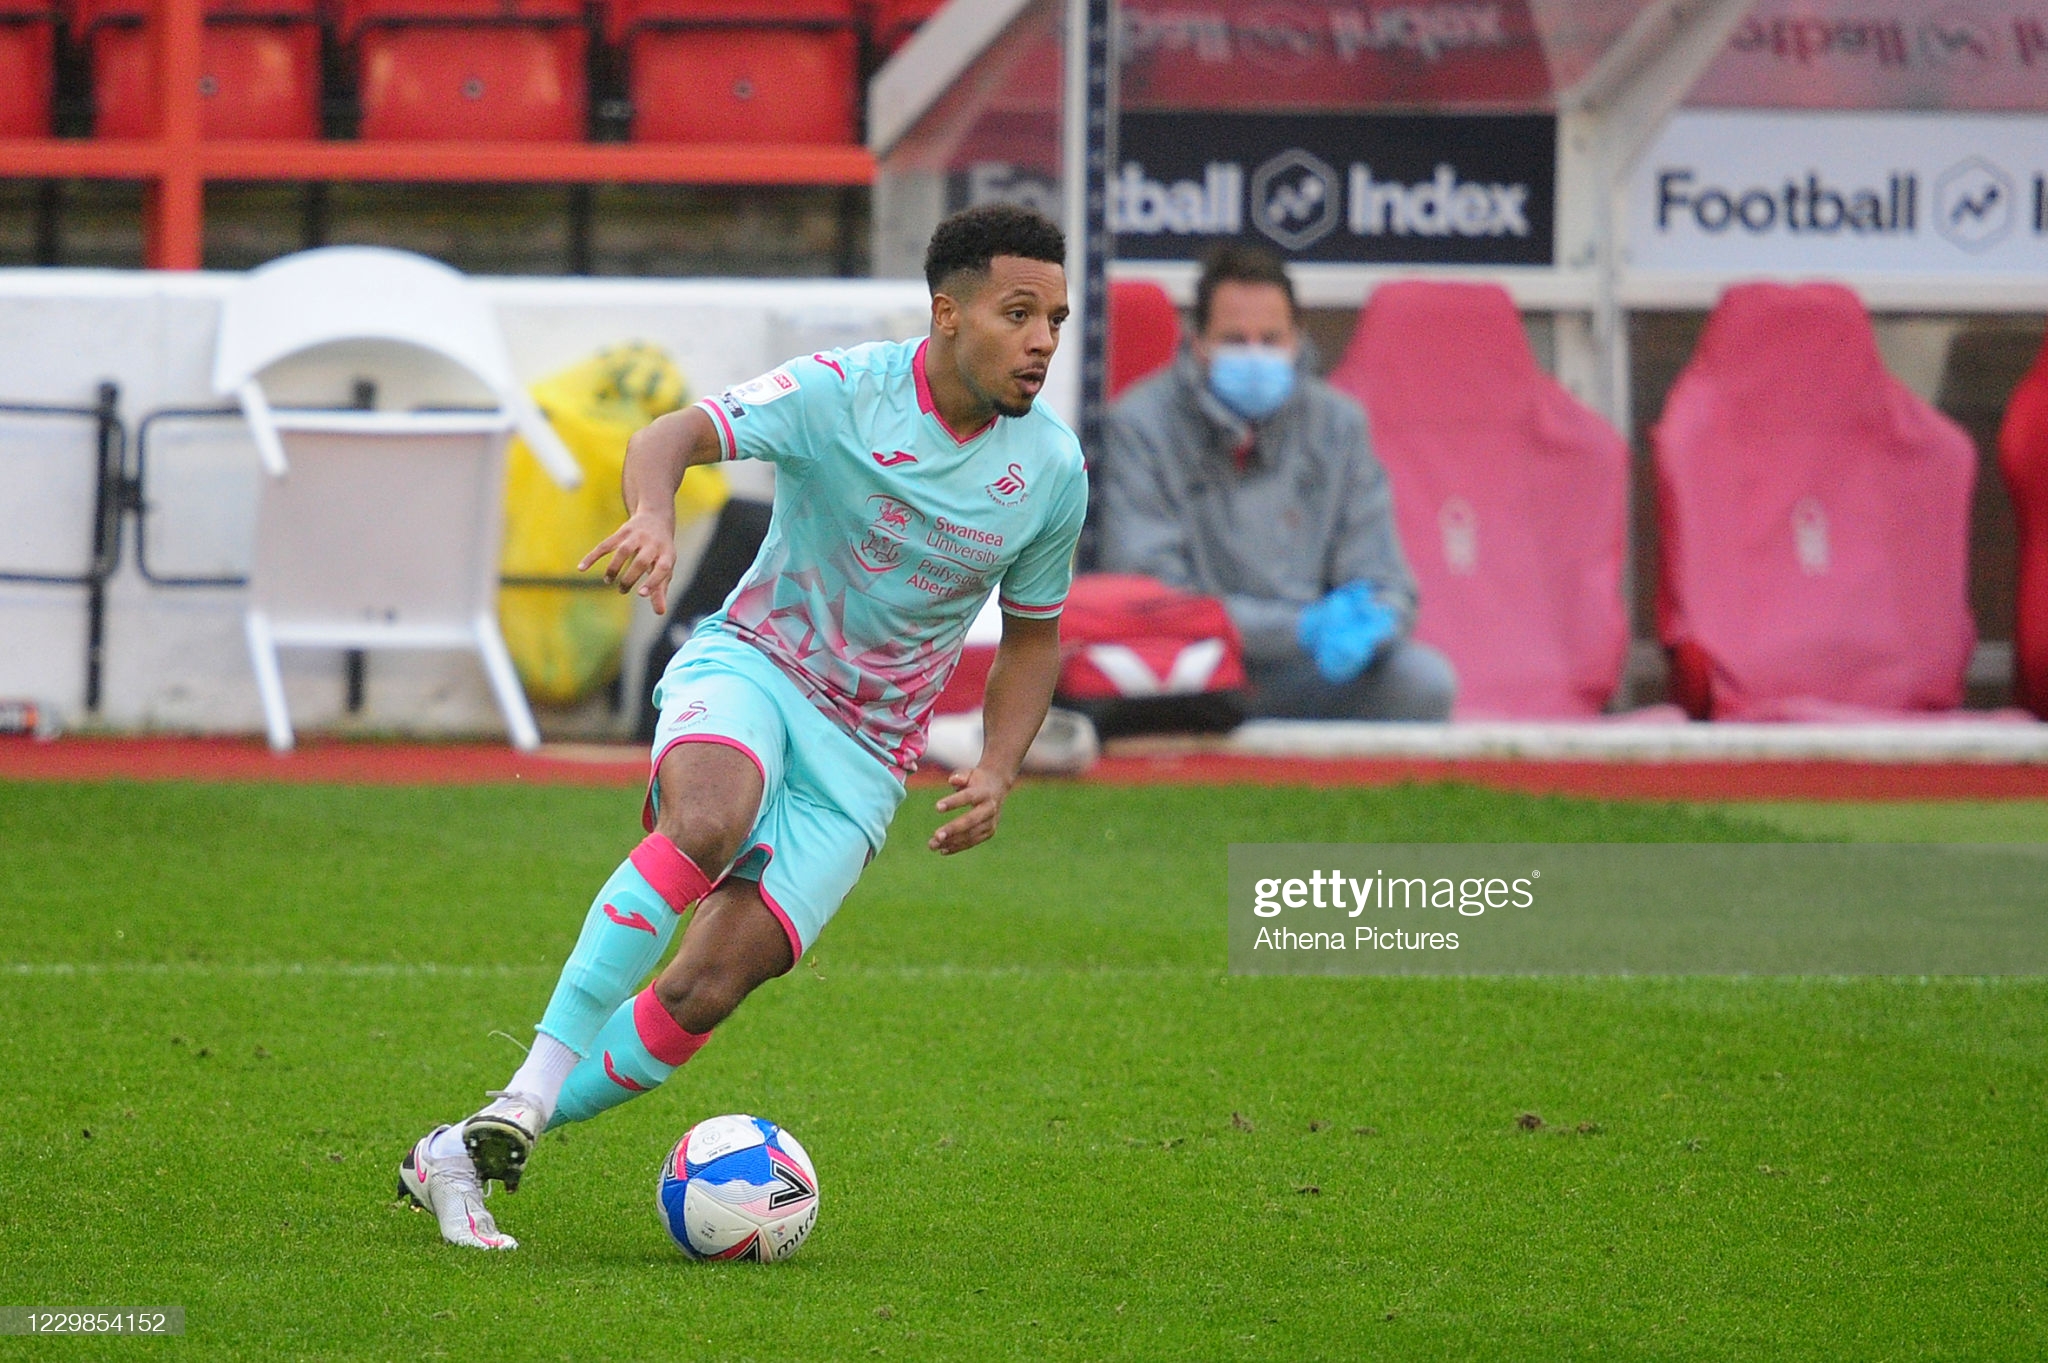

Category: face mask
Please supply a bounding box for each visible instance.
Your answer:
[1207,344,1296,421]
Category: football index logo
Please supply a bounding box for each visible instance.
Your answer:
[1114,135,1539,251]
[1917,16,1996,67]
[1253,149,1340,251]
[1935,156,2015,252]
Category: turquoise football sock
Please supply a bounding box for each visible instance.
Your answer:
[535,835,712,1057]
[549,987,711,1129]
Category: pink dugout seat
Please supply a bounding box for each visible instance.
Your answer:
[1999,330,2048,719]
[1106,279,1181,400]
[1329,281,1629,719]
[1654,282,1976,720]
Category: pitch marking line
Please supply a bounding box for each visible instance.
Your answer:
[3,962,1217,980]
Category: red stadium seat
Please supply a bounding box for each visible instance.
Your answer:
[608,0,857,145]
[1654,282,1977,719]
[0,5,56,136]
[1329,281,1630,719]
[75,0,320,140]
[873,0,942,54]
[1106,279,1180,399]
[1998,331,2048,718]
[339,0,587,142]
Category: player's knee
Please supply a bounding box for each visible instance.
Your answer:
[652,960,755,1033]
[652,744,764,876]
[654,804,752,881]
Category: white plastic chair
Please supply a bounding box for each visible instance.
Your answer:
[213,246,583,752]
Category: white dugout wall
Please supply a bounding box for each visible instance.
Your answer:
[0,272,930,738]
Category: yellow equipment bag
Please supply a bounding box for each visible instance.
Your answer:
[499,343,729,704]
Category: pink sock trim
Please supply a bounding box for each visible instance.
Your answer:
[632,987,710,1068]
[628,834,713,913]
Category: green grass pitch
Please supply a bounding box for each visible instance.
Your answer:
[1,778,2043,1359]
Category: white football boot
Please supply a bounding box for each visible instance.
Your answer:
[398,1127,517,1250]
[461,1090,544,1192]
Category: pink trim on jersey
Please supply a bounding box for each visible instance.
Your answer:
[694,396,737,461]
[632,986,710,1068]
[999,594,1065,619]
[912,339,996,446]
[642,733,769,833]
[756,877,806,966]
[711,840,805,966]
[628,833,713,913]
[709,838,772,894]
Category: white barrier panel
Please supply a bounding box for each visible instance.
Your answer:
[0,271,931,739]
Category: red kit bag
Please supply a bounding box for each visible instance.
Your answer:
[1053,574,1247,736]
[2001,331,2048,718]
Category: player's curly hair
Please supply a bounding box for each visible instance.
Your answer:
[923,203,1066,295]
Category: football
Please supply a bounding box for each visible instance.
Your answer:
[656,1115,819,1262]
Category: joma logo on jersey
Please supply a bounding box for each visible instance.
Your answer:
[854,494,924,574]
[984,462,1030,506]
[872,449,917,467]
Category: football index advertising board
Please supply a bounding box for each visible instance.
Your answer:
[1631,111,2048,274]
[1113,112,1556,266]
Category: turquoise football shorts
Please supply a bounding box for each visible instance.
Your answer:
[644,628,906,963]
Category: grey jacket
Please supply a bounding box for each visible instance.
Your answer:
[1099,350,1419,665]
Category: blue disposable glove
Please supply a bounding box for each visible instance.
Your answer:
[1295,581,1397,685]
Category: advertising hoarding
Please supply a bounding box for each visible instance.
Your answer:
[1114,111,1556,265]
[1632,110,2048,274]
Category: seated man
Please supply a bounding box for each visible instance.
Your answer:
[1100,244,1455,721]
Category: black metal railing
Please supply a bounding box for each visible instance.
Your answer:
[0,383,129,711]
[132,406,250,590]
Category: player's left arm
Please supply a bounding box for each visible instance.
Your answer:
[928,611,1062,856]
[928,454,1087,856]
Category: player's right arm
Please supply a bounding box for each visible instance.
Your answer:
[585,354,836,613]
[577,404,723,616]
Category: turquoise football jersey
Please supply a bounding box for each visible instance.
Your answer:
[689,337,1088,778]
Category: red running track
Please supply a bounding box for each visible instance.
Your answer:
[3,736,2047,800]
